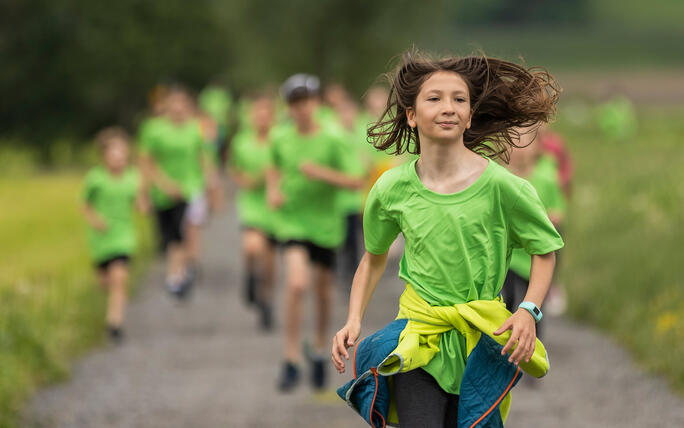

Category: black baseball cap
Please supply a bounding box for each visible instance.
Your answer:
[280,73,320,103]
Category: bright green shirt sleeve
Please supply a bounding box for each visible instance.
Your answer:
[82,169,99,204]
[363,176,400,255]
[508,180,564,255]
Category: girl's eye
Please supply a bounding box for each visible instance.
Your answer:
[456,98,466,103]
[427,97,439,102]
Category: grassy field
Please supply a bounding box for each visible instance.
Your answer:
[0,172,153,428]
[556,105,684,391]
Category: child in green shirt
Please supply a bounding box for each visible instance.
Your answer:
[228,92,278,330]
[331,51,563,426]
[267,74,363,392]
[83,127,146,342]
[139,86,219,299]
[505,127,566,339]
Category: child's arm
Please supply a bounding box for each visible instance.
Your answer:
[332,250,389,373]
[83,204,108,232]
[299,162,364,190]
[494,251,556,365]
[139,154,184,200]
[265,167,284,209]
[201,152,223,212]
[227,166,260,190]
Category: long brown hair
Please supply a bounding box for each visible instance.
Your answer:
[368,49,560,161]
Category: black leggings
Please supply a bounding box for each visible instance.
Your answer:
[394,369,459,427]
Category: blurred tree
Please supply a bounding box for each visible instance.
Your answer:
[0,0,231,145]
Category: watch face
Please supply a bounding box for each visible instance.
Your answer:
[533,307,540,315]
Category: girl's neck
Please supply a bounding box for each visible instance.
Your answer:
[256,128,270,143]
[509,154,540,178]
[106,165,125,177]
[296,121,318,136]
[418,137,475,177]
[416,136,488,193]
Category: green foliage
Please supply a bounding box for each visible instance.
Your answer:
[0,173,154,427]
[556,106,684,392]
[3,0,682,148]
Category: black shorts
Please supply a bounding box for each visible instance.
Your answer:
[282,240,336,270]
[155,202,188,251]
[241,226,279,248]
[95,255,130,273]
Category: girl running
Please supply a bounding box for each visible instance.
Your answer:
[83,127,146,342]
[332,51,563,427]
[228,92,278,330]
[139,85,219,299]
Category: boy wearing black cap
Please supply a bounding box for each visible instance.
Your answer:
[267,74,363,392]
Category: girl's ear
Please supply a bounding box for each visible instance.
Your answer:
[406,107,417,129]
[466,109,473,130]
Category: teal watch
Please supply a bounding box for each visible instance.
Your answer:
[518,301,543,323]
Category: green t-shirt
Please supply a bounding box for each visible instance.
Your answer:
[365,157,563,304]
[198,86,232,127]
[364,157,563,393]
[269,125,348,248]
[335,119,369,215]
[139,117,206,209]
[509,155,566,280]
[83,166,141,262]
[230,130,273,233]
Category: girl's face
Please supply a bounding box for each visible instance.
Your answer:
[103,138,129,173]
[406,71,472,144]
[509,127,541,167]
[251,98,275,133]
[165,92,194,123]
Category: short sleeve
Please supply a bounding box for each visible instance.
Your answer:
[337,137,365,177]
[82,171,99,204]
[268,138,281,169]
[363,180,400,255]
[138,122,155,156]
[509,180,564,254]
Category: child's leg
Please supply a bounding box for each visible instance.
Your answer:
[283,245,311,362]
[259,238,277,304]
[106,259,129,328]
[184,223,202,268]
[394,368,458,426]
[242,229,264,304]
[313,264,333,354]
[96,268,109,290]
[167,242,186,282]
[184,195,208,269]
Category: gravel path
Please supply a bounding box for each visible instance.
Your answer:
[23,203,684,427]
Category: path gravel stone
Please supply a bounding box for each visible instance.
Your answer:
[23,202,684,427]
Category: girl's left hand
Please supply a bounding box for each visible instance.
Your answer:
[493,309,537,365]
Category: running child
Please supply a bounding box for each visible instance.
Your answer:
[505,127,566,329]
[332,51,563,427]
[139,85,219,299]
[267,74,363,391]
[228,91,278,330]
[82,127,146,343]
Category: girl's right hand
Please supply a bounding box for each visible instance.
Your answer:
[267,188,285,209]
[94,219,108,233]
[331,320,361,374]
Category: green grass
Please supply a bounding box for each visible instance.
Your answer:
[555,104,684,391]
[0,172,153,428]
